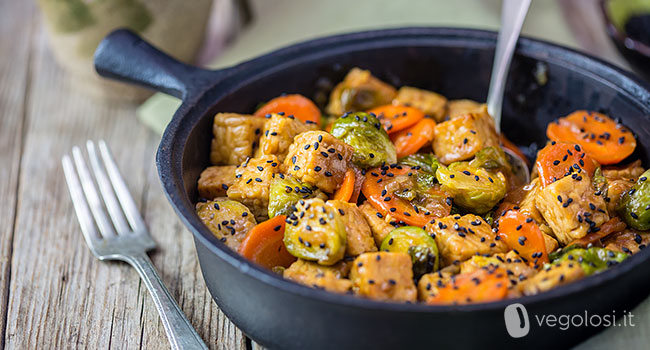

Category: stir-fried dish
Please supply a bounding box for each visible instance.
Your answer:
[196,67,647,305]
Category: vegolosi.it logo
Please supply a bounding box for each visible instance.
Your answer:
[504,303,635,338]
[504,303,530,338]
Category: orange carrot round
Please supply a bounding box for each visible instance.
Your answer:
[497,210,549,265]
[546,110,636,165]
[238,215,296,269]
[535,141,597,187]
[254,94,321,124]
[367,104,425,134]
[427,268,508,305]
[390,118,436,159]
[332,168,356,202]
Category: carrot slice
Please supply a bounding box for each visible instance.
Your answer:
[546,110,636,165]
[254,94,321,124]
[497,210,549,265]
[238,215,296,269]
[332,168,356,202]
[390,118,436,159]
[535,141,597,187]
[361,166,451,227]
[367,104,425,134]
[427,268,509,305]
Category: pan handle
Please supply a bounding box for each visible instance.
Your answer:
[94,29,226,100]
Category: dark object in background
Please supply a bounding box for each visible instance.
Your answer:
[625,14,650,46]
[601,0,650,82]
[94,28,650,350]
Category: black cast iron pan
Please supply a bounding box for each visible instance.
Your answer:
[94,27,650,350]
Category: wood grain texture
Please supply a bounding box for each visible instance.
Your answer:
[0,0,35,348]
[2,15,246,350]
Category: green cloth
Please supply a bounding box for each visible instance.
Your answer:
[137,1,650,348]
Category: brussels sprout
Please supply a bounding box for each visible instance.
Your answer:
[436,162,507,214]
[284,198,347,265]
[617,169,650,230]
[268,175,326,218]
[399,153,440,175]
[380,226,439,277]
[555,247,628,275]
[330,112,396,168]
[196,198,257,251]
[469,146,512,172]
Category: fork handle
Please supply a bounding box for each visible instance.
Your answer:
[125,254,209,350]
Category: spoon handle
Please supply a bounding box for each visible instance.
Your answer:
[487,0,532,133]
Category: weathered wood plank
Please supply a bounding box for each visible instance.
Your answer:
[0,0,35,348]
[3,20,246,349]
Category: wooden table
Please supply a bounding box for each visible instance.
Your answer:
[2,1,649,349]
[0,1,253,349]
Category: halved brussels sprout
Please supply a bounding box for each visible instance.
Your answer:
[469,146,512,172]
[330,112,396,168]
[556,247,627,275]
[592,167,608,197]
[283,198,347,265]
[617,169,650,230]
[399,153,440,175]
[268,175,326,218]
[436,162,507,214]
[380,226,439,277]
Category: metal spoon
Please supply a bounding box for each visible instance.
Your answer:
[487,0,532,184]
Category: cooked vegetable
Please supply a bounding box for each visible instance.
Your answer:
[390,117,436,159]
[426,267,509,305]
[254,94,321,125]
[617,169,650,230]
[284,259,352,293]
[535,174,609,245]
[426,214,508,266]
[367,104,425,134]
[326,68,397,115]
[497,210,549,265]
[268,174,325,218]
[284,131,354,193]
[433,106,500,164]
[197,165,236,199]
[326,200,377,256]
[283,198,346,265]
[255,113,318,162]
[196,198,257,251]
[393,86,448,122]
[330,112,396,167]
[399,153,439,175]
[555,247,627,275]
[535,141,597,187]
[362,166,451,227]
[239,215,296,269]
[436,162,507,214]
[198,67,647,304]
[547,110,636,165]
[380,226,439,277]
[227,155,284,221]
[350,252,417,302]
[332,168,356,202]
[470,146,511,172]
[210,113,266,165]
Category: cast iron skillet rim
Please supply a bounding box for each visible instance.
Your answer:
[157,26,650,313]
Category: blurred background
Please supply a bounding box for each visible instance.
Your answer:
[34,0,650,134]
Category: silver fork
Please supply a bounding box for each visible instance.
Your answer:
[62,140,208,350]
